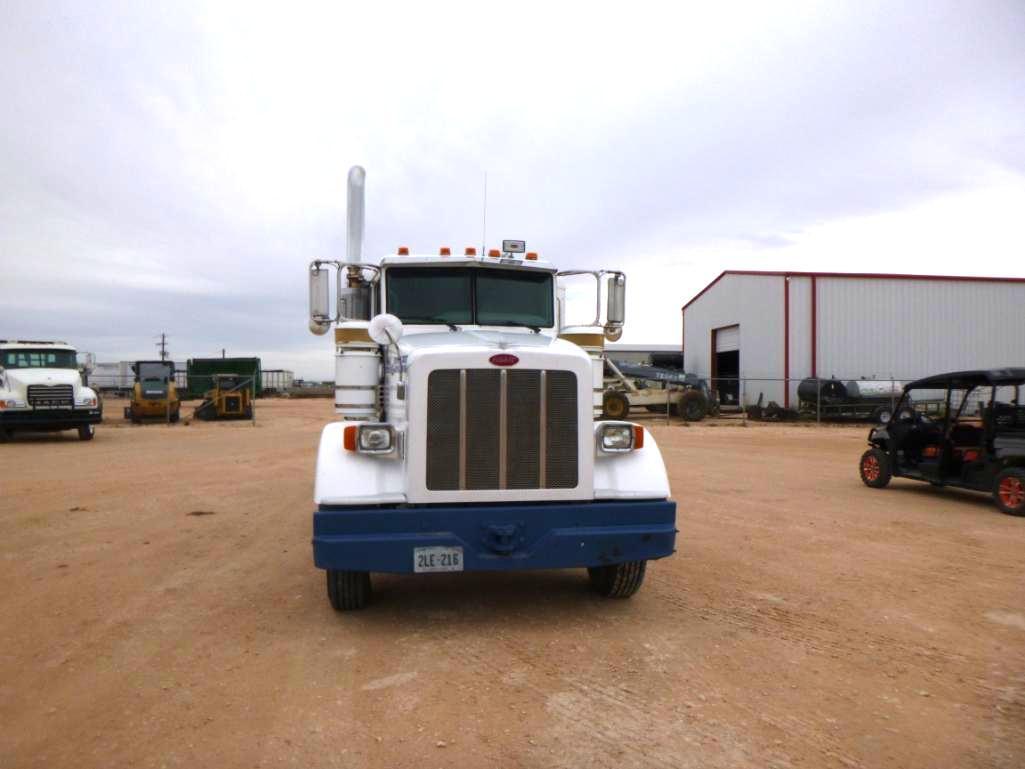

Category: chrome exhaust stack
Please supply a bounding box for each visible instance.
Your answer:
[346,165,365,264]
[307,166,377,335]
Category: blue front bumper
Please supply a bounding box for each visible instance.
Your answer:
[313,499,677,574]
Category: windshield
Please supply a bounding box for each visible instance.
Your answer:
[386,267,554,328]
[1,349,77,369]
[137,363,171,381]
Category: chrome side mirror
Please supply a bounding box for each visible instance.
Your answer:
[605,273,625,340]
[309,265,331,335]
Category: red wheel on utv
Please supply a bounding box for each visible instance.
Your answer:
[994,468,1025,516]
[859,448,891,489]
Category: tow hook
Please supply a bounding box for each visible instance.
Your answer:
[481,522,524,554]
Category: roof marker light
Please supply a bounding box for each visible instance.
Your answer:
[465,247,477,256]
[487,249,500,258]
[397,246,410,255]
[439,247,451,256]
[525,252,538,261]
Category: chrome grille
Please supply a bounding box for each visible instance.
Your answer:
[27,384,74,407]
[426,368,578,491]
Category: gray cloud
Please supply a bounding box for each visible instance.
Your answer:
[1,1,1023,377]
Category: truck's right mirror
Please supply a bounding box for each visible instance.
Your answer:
[309,264,332,335]
[606,273,625,339]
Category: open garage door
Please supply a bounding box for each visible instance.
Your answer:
[711,325,740,407]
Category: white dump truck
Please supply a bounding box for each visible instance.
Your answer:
[306,167,677,610]
[0,340,102,441]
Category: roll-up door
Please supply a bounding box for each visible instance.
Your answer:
[714,325,739,353]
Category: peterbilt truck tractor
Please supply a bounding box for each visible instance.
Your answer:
[306,167,677,610]
[0,340,103,441]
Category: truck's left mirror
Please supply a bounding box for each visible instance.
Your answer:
[309,265,332,335]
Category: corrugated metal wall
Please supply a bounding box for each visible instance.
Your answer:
[684,273,1025,407]
[816,278,1025,380]
[788,276,812,404]
[683,273,786,405]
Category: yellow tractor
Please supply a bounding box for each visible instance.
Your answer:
[194,373,253,420]
[124,361,180,423]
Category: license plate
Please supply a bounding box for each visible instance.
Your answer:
[413,546,464,573]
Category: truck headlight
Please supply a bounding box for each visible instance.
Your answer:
[343,424,396,455]
[76,397,98,407]
[597,422,644,453]
[1,399,26,409]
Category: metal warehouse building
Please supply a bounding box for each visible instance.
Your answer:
[682,271,1025,409]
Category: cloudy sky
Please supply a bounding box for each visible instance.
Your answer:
[2,1,1023,378]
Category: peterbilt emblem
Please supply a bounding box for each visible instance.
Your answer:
[489,354,519,366]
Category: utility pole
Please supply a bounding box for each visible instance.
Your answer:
[156,333,169,361]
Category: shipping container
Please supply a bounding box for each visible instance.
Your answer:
[185,357,262,399]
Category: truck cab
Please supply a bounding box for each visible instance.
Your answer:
[0,340,102,442]
[305,168,677,610]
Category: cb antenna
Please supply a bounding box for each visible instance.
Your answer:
[481,171,488,256]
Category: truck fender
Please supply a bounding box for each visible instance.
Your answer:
[314,422,407,506]
[593,422,672,500]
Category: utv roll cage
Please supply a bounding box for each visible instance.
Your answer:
[860,367,1025,516]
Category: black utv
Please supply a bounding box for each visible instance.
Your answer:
[859,368,1025,516]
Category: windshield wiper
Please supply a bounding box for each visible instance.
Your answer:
[487,321,542,334]
[403,316,460,331]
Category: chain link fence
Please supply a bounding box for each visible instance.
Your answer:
[627,375,921,425]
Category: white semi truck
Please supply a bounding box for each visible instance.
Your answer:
[0,340,102,441]
[307,167,676,610]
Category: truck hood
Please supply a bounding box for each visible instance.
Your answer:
[2,368,82,390]
[397,329,586,360]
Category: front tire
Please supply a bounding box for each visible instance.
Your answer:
[78,424,95,441]
[326,570,371,610]
[588,561,647,598]
[859,448,891,488]
[682,391,707,421]
[994,468,1025,516]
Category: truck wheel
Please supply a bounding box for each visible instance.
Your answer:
[859,448,891,488]
[602,392,629,420]
[78,424,95,441]
[326,570,371,610]
[994,468,1025,516]
[587,560,647,598]
[682,392,707,421]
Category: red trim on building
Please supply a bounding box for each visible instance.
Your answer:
[810,275,817,378]
[681,269,1025,312]
[783,276,790,408]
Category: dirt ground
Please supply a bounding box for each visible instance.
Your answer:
[1,400,1023,769]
